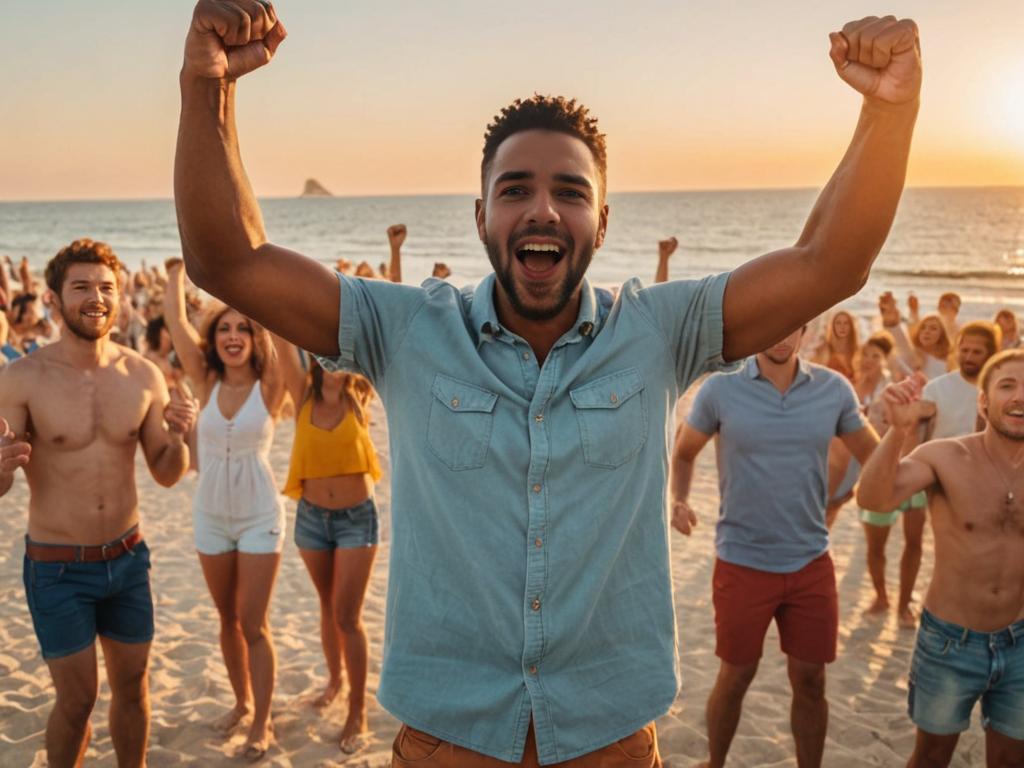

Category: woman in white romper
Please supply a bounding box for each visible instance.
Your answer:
[164,258,287,760]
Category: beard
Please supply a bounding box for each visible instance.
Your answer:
[485,226,592,322]
[764,348,796,365]
[60,304,116,341]
[988,412,1024,442]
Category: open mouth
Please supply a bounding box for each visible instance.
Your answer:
[223,343,244,355]
[81,308,108,319]
[514,242,566,279]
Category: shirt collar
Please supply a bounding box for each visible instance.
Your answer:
[745,355,813,383]
[469,274,602,346]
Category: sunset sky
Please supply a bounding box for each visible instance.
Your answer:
[2,0,1021,200]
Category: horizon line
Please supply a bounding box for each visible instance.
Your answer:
[1,183,1022,205]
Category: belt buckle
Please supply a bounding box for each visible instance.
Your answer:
[100,542,111,561]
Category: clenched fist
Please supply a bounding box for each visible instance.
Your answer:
[182,0,287,81]
[829,17,921,104]
[164,386,199,436]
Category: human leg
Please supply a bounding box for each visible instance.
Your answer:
[45,645,99,768]
[907,729,959,767]
[297,546,342,707]
[861,520,892,614]
[983,728,1024,768]
[332,544,377,750]
[898,506,926,626]
[237,551,282,755]
[99,637,151,768]
[787,656,828,768]
[703,659,760,768]
[198,551,251,731]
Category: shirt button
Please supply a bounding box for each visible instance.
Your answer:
[532,484,542,493]
[610,393,618,404]
[522,352,530,360]
[532,598,541,611]
[529,665,538,675]
[534,413,543,423]
[534,537,543,548]
[450,398,459,408]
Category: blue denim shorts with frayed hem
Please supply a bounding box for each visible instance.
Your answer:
[23,540,154,660]
[294,497,378,550]
[909,608,1024,739]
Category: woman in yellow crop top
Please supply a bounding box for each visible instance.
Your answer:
[278,342,382,754]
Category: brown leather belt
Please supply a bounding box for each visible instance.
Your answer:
[25,528,143,563]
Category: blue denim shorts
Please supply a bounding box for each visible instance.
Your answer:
[23,539,155,660]
[908,608,1024,739]
[294,497,379,550]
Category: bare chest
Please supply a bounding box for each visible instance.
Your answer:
[28,365,151,450]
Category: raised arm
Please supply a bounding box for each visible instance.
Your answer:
[856,377,937,511]
[654,237,678,284]
[163,258,209,394]
[722,17,921,361]
[175,0,339,355]
[139,364,197,487]
[669,422,714,536]
[270,334,308,413]
[0,363,32,498]
[386,225,406,284]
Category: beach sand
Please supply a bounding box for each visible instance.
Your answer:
[0,393,988,767]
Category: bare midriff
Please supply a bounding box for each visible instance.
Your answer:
[301,472,374,510]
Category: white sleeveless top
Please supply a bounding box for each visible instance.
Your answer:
[920,353,949,380]
[194,381,282,520]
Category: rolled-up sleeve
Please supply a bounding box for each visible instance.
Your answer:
[634,271,733,390]
[315,273,427,389]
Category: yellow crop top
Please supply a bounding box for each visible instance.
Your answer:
[282,399,383,500]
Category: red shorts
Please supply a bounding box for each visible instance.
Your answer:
[712,553,838,666]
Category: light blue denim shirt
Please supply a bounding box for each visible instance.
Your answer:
[318,271,731,764]
[687,357,866,573]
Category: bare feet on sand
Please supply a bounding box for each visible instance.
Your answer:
[211,704,250,734]
[898,606,919,628]
[339,708,369,755]
[242,720,273,762]
[313,678,343,709]
[863,597,889,617]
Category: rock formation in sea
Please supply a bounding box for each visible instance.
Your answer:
[300,178,332,197]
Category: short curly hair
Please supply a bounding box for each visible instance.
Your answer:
[45,238,123,294]
[482,95,607,201]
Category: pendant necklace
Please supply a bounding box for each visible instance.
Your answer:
[979,438,1019,507]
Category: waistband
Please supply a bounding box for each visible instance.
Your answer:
[298,497,376,517]
[25,524,143,563]
[921,608,1023,648]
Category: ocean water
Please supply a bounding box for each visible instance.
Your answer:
[2,187,1022,321]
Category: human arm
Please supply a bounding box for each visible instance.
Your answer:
[720,17,921,361]
[856,377,938,510]
[669,422,714,535]
[655,237,678,284]
[139,365,197,487]
[386,225,406,284]
[0,364,32,497]
[163,258,208,391]
[269,333,306,415]
[839,424,880,466]
[175,1,340,355]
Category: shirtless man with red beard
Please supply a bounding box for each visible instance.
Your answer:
[0,239,197,768]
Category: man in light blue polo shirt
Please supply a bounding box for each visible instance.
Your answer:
[174,4,922,764]
[670,325,878,768]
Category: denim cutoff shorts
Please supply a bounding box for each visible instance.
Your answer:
[908,608,1024,739]
[294,497,379,550]
[23,540,154,660]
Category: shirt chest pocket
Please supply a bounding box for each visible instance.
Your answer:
[569,368,648,469]
[427,374,499,471]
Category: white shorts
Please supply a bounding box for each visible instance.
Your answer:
[193,503,285,555]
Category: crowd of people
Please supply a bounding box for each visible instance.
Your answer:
[0,4,1021,768]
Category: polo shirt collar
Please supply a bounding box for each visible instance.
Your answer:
[470,273,601,346]
[745,355,813,383]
